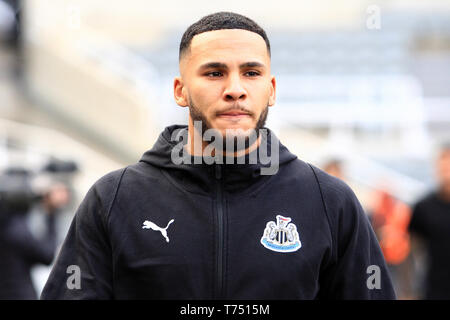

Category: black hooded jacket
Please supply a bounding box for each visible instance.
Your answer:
[41,125,395,299]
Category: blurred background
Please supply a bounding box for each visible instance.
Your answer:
[1,0,450,299]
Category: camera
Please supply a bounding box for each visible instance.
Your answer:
[0,159,78,216]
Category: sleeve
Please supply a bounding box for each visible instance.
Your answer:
[312,167,396,300]
[0,214,56,266]
[40,183,114,300]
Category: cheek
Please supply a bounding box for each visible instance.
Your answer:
[190,81,222,105]
[249,82,271,106]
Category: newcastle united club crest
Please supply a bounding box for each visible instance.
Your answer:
[260,215,302,253]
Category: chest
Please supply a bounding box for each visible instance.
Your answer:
[109,185,331,298]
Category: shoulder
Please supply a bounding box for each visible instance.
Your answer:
[92,166,128,194]
[411,192,438,221]
[307,163,370,246]
[283,160,361,221]
[79,166,129,224]
[413,192,437,209]
[307,163,361,213]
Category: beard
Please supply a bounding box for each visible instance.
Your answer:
[188,97,269,153]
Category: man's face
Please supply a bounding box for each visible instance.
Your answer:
[437,150,450,190]
[175,29,276,139]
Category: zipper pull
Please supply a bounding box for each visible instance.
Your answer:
[215,164,222,180]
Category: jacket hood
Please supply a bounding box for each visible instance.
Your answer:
[139,125,298,195]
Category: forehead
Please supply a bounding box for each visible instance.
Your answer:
[184,29,269,67]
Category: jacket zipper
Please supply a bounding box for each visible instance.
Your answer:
[214,164,224,299]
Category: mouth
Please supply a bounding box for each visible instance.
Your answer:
[217,109,252,119]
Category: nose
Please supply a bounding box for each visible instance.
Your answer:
[223,74,247,101]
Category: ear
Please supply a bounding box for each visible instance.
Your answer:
[268,75,276,106]
[174,76,188,107]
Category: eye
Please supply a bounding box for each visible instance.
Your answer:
[206,71,223,77]
[245,71,260,77]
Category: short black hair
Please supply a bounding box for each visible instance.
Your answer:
[179,12,271,61]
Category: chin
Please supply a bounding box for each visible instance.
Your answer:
[217,125,256,136]
[213,121,254,132]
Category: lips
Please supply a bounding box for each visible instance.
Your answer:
[219,112,249,116]
[217,109,251,117]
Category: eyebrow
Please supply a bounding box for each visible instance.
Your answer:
[198,61,266,70]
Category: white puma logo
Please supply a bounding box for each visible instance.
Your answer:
[142,219,175,243]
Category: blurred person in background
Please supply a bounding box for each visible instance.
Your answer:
[0,0,15,42]
[371,190,414,299]
[0,0,20,47]
[0,168,70,299]
[408,143,450,300]
[323,158,345,181]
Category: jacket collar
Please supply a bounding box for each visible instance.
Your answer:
[139,125,297,195]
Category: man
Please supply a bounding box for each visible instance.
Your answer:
[409,144,450,299]
[0,169,69,299]
[41,12,395,299]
